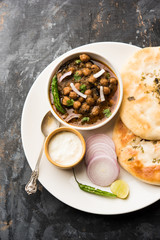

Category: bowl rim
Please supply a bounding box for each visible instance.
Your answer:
[44,127,86,169]
[47,50,123,130]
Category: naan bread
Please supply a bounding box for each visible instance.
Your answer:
[113,118,160,185]
[120,47,160,140]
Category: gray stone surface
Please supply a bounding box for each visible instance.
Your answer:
[0,0,160,239]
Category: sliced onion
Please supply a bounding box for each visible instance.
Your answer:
[85,144,117,164]
[100,86,105,102]
[91,60,103,69]
[93,69,105,78]
[65,113,81,122]
[87,155,119,187]
[59,71,72,82]
[70,83,87,98]
[85,143,117,165]
[86,134,115,150]
[50,91,54,104]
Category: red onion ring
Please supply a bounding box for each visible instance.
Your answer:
[59,71,72,82]
[86,134,115,150]
[87,155,120,187]
[65,113,81,122]
[85,143,117,165]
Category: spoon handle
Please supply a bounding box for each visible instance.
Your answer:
[25,137,45,195]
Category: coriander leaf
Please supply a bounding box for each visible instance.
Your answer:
[67,99,74,106]
[106,72,110,79]
[74,72,81,81]
[103,108,111,118]
[81,117,90,123]
[80,84,87,93]
[75,59,81,64]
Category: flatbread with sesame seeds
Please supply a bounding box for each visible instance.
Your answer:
[113,118,160,185]
[120,46,160,140]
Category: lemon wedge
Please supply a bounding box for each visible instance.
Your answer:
[110,180,129,199]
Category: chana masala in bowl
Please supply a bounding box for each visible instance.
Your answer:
[48,52,123,130]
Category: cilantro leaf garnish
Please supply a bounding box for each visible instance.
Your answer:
[67,99,74,106]
[75,59,81,64]
[106,72,110,79]
[74,72,81,81]
[81,117,90,123]
[80,84,87,93]
[103,108,111,118]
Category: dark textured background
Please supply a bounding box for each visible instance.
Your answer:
[0,0,160,239]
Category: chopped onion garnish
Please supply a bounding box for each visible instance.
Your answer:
[100,86,105,102]
[50,91,54,104]
[65,113,81,122]
[93,69,105,78]
[91,60,103,69]
[70,83,87,98]
[59,71,72,82]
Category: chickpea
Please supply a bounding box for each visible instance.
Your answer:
[73,101,81,109]
[78,97,84,103]
[103,87,110,95]
[69,91,78,99]
[80,103,90,113]
[85,89,92,95]
[97,98,101,104]
[109,84,117,92]
[86,62,92,68]
[82,68,91,76]
[80,62,85,68]
[88,75,96,84]
[68,66,75,73]
[75,83,81,90]
[62,96,70,106]
[74,110,79,114]
[109,99,115,106]
[66,82,70,87]
[91,64,100,73]
[75,70,83,76]
[63,87,71,95]
[109,77,117,84]
[57,72,62,80]
[91,106,100,116]
[79,54,90,62]
[100,78,108,86]
[93,93,98,100]
[86,96,95,106]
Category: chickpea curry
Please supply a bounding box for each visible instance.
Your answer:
[49,53,119,126]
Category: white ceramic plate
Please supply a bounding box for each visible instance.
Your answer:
[21,42,160,215]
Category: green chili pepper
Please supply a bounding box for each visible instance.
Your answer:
[51,75,66,114]
[73,169,117,198]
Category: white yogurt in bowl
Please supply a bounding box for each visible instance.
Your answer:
[45,127,86,169]
[48,131,83,166]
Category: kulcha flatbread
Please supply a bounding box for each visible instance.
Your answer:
[113,118,160,185]
[120,47,160,140]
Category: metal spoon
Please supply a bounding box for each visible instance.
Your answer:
[25,111,60,195]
